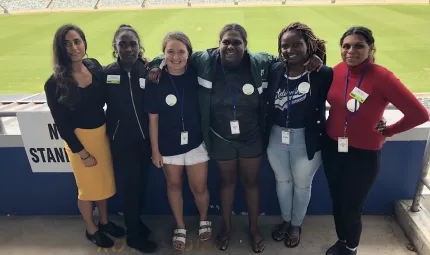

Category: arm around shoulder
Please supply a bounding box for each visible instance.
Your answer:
[190,50,208,68]
[321,65,334,97]
[148,55,165,69]
[254,52,279,66]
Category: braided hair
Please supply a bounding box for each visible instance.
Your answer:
[277,22,327,65]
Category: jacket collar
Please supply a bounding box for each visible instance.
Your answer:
[116,57,147,75]
[82,58,102,81]
[207,47,254,61]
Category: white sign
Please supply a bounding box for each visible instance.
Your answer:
[16,111,73,173]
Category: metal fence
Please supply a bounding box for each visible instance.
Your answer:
[411,131,430,212]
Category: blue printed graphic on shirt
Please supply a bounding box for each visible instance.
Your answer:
[274,87,307,111]
[273,73,309,128]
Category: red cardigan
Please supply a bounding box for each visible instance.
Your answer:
[326,58,429,150]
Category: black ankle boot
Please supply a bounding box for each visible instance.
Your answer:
[326,240,346,255]
[340,246,357,255]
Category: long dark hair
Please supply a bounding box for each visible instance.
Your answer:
[53,24,87,109]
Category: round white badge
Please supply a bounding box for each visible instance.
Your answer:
[347,99,360,112]
[242,84,255,95]
[297,82,311,94]
[165,94,177,106]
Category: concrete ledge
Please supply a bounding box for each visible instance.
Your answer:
[0,134,23,147]
[395,200,430,255]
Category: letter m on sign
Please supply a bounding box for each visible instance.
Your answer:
[48,124,60,140]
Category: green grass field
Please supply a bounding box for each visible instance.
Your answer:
[0,4,429,94]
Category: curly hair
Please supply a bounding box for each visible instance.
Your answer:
[277,22,327,65]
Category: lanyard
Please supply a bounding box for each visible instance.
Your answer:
[167,72,185,131]
[343,63,369,137]
[220,61,239,120]
[284,71,306,128]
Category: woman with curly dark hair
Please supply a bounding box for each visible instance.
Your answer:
[266,21,333,248]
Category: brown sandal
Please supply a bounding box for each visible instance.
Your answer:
[215,234,230,251]
[251,237,265,253]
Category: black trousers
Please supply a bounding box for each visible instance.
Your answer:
[321,133,381,248]
[111,140,152,238]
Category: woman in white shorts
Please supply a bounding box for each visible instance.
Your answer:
[144,31,211,251]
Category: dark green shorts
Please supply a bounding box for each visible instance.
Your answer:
[208,129,263,161]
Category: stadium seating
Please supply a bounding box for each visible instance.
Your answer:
[238,0,285,2]
[100,0,141,7]
[1,0,49,11]
[187,0,232,4]
[147,0,187,5]
[0,0,335,10]
[51,0,98,9]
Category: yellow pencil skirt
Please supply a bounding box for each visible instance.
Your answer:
[64,124,116,201]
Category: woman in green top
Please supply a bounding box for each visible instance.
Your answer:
[148,23,323,253]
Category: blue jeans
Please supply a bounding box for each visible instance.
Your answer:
[267,125,322,226]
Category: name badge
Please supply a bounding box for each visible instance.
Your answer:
[282,130,290,144]
[350,87,369,103]
[139,78,146,89]
[230,120,240,134]
[181,131,188,145]
[338,137,348,153]
[107,75,120,84]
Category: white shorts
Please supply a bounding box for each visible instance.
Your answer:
[162,143,209,166]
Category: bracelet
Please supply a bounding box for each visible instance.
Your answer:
[81,153,91,160]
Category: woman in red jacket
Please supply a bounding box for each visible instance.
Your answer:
[322,26,429,255]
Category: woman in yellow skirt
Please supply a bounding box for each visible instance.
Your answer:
[44,24,125,248]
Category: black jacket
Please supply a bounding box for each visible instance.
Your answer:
[103,58,149,145]
[44,58,105,153]
[265,62,333,160]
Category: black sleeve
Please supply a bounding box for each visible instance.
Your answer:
[323,66,333,98]
[44,78,84,153]
[316,65,333,100]
[144,80,160,114]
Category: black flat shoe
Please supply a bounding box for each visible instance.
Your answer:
[127,235,158,253]
[326,240,347,255]
[86,230,114,248]
[98,221,125,238]
[340,246,357,255]
[139,222,152,237]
